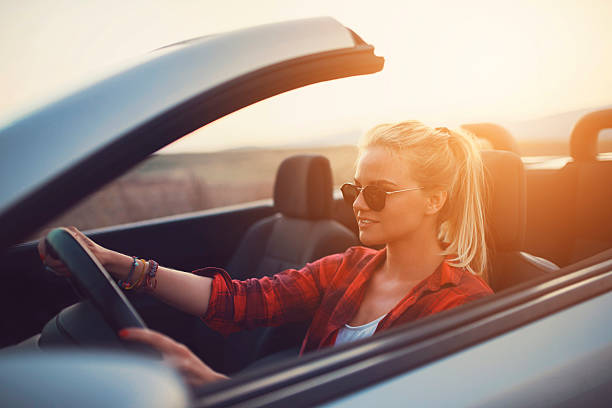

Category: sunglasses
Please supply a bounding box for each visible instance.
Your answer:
[341,183,424,211]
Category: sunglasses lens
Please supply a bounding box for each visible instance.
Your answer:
[341,184,359,205]
[341,184,386,211]
[363,186,385,211]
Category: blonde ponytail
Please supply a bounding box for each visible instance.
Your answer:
[360,121,489,280]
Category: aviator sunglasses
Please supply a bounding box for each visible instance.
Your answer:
[341,183,424,211]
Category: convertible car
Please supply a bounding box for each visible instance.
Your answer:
[1,18,611,407]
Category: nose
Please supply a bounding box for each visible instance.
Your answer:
[352,188,370,213]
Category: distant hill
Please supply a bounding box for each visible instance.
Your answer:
[267,105,612,156]
[503,104,612,141]
[501,105,612,155]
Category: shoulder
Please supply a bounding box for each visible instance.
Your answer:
[422,270,492,313]
[452,268,494,300]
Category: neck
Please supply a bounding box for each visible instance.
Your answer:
[383,227,445,282]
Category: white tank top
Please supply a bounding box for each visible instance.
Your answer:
[334,314,386,346]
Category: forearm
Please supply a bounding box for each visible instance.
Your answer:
[104,251,213,317]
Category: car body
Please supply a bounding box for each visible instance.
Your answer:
[1,17,611,407]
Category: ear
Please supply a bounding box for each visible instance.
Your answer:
[425,190,447,215]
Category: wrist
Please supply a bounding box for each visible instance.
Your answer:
[103,251,135,280]
[97,248,114,268]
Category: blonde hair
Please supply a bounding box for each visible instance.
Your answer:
[359,120,489,280]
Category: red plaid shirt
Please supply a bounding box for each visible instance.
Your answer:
[197,246,493,355]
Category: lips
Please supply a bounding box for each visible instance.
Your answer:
[357,217,378,227]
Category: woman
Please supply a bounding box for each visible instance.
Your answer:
[39,121,494,386]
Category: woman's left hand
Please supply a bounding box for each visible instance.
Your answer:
[119,327,229,386]
[38,226,113,276]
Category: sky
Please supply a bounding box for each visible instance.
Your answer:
[1,0,611,152]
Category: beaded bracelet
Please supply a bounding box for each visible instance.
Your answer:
[123,258,148,290]
[131,261,148,289]
[124,259,147,291]
[144,259,159,291]
[118,256,138,289]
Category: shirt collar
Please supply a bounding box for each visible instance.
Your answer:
[327,249,464,330]
[425,255,464,292]
[356,248,464,293]
[327,248,386,329]
[374,248,465,293]
[375,247,464,292]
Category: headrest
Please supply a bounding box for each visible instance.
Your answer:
[461,123,520,154]
[570,109,612,161]
[274,155,333,219]
[482,150,526,251]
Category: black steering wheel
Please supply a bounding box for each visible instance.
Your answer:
[41,228,156,355]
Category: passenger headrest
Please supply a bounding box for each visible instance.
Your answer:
[461,123,520,155]
[274,155,333,220]
[482,150,526,251]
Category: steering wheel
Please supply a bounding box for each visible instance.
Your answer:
[41,228,156,356]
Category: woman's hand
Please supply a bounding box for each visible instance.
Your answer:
[119,327,229,386]
[38,226,112,276]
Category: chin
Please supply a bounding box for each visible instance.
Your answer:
[358,231,385,247]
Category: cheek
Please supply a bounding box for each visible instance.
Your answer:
[379,200,427,232]
[355,197,429,245]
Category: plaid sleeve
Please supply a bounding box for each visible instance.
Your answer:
[193,253,344,336]
[193,267,238,336]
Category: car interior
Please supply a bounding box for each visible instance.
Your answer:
[1,109,611,379]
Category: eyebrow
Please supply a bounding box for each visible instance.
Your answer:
[353,177,399,187]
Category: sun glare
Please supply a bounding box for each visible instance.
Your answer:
[2,0,611,152]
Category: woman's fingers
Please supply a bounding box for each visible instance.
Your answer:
[164,355,221,387]
[42,257,70,276]
[67,226,85,242]
[39,226,103,277]
[65,225,110,265]
[119,328,181,356]
[45,264,70,276]
[38,229,72,277]
[37,231,54,261]
[118,327,227,385]
[37,238,46,261]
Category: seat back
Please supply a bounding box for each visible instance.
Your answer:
[222,154,358,373]
[568,109,612,262]
[524,109,612,266]
[482,150,559,292]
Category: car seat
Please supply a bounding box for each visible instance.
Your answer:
[567,109,612,262]
[222,154,359,373]
[482,150,559,292]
